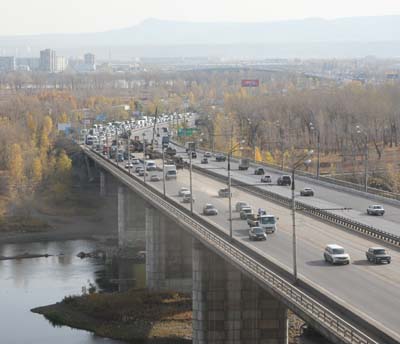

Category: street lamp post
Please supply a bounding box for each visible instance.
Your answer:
[291,168,297,282]
[228,150,233,239]
[142,132,146,183]
[356,125,368,192]
[162,146,166,197]
[115,130,119,166]
[228,139,245,241]
[309,122,321,179]
[364,139,369,192]
[291,150,313,284]
[189,150,193,214]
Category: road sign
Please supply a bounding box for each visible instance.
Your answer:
[178,128,198,137]
[241,79,259,87]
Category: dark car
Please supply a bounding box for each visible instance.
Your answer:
[366,247,391,264]
[201,157,208,164]
[249,227,267,241]
[277,175,292,186]
[300,188,314,196]
[218,188,231,197]
[254,167,265,175]
[215,153,226,162]
[190,151,197,158]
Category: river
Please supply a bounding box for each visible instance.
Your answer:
[0,239,144,344]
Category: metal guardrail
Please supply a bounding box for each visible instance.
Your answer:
[84,146,379,344]
[191,164,400,247]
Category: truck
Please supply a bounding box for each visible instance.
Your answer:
[162,136,170,148]
[165,164,177,180]
[239,158,250,170]
[185,141,196,153]
[247,214,278,234]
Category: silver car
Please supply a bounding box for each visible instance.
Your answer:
[203,204,218,215]
[367,205,385,216]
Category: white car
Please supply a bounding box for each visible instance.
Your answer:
[182,193,195,203]
[150,175,161,182]
[323,244,350,265]
[367,205,385,216]
[178,187,190,196]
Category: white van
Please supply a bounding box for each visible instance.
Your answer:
[165,164,177,180]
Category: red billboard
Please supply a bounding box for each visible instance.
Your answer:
[241,79,259,87]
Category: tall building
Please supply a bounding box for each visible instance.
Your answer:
[84,53,95,66]
[0,56,16,72]
[40,49,56,72]
[56,56,67,72]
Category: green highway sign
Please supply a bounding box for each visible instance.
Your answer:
[178,127,198,137]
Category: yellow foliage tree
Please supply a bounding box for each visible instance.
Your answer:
[8,143,25,195]
[255,147,263,161]
[59,113,69,123]
[32,158,43,185]
[56,150,72,178]
[264,151,276,164]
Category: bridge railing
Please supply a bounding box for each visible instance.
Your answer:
[85,146,380,344]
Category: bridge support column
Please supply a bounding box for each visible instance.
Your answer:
[145,206,192,293]
[118,186,146,249]
[193,239,288,344]
[100,171,107,196]
[118,186,126,247]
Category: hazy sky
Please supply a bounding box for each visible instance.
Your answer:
[1,0,400,35]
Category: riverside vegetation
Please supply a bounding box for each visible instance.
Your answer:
[32,288,192,343]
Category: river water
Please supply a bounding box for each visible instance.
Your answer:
[0,239,144,344]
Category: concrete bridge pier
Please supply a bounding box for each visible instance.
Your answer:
[145,206,192,293]
[100,171,107,196]
[117,186,146,249]
[193,239,288,344]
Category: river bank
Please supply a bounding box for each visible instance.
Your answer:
[0,183,117,245]
[32,289,192,344]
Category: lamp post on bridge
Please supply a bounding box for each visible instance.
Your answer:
[142,132,147,183]
[291,150,313,284]
[309,122,321,179]
[356,125,369,192]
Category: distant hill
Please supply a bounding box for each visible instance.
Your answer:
[1,16,400,58]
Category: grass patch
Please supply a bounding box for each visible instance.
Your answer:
[32,289,192,343]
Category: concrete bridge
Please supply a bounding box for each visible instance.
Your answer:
[84,146,394,344]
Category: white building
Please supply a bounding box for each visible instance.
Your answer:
[56,56,67,72]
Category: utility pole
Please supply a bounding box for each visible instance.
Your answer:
[364,137,369,192]
[317,130,321,179]
[291,168,297,283]
[189,150,193,214]
[228,124,234,241]
[162,146,166,197]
